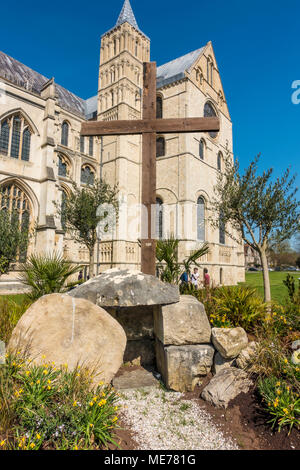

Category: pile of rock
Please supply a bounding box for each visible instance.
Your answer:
[154,295,256,407]
[69,269,179,367]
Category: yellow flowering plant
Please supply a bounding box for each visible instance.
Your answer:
[258,376,300,433]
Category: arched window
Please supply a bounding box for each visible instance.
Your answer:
[61,121,69,147]
[217,151,222,171]
[0,114,32,161]
[219,211,225,245]
[21,128,31,161]
[0,119,10,155]
[58,155,69,178]
[135,41,138,56]
[81,165,95,185]
[61,189,67,230]
[156,96,163,119]
[199,139,205,160]
[89,136,94,157]
[10,116,21,158]
[197,197,205,241]
[156,198,163,240]
[0,183,31,260]
[156,137,165,158]
[80,135,85,154]
[204,102,218,139]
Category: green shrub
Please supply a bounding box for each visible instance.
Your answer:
[0,353,120,450]
[211,286,267,331]
[18,252,83,301]
[0,298,30,344]
[258,376,300,433]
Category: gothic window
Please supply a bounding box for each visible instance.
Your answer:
[114,38,117,56]
[21,128,31,161]
[0,113,32,161]
[10,116,21,158]
[219,211,226,245]
[89,137,94,157]
[156,96,163,119]
[199,139,205,160]
[204,102,218,139]
[197,197,205,241]
[217,151,222,171]
[80,135,85,154]
[0,183,31,260]
[61,189,67,230]
[135,41,138,57]
[156,198,163,240]
[0,120,10,155]
[58,155,69,178]
[61,121,69,147]
[156,137,165,158]
[81,165,95,185]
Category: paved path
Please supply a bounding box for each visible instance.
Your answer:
[118,388,238,451]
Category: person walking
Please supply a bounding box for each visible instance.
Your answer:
[203,268,210,288]
[191,267,199,290]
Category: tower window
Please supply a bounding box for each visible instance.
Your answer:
[204,102,218,139]
[217,151,222,171]
[156,198,163,240]
[89,136,94,157]
[199,139,205,160]
[156,137,165,158]
[219,211,226,245]
[197,197,205,241]
[61,121,69,147]
[156,96,163,119]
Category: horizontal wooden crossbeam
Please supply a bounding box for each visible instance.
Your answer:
[81,117,220,136]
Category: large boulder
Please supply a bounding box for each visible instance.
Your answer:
[156,340,214,392]
[8,294,126,384]
[154,295,211,346]
[201,368,252,408]
[212,327,248,359]
[68,268,179,307]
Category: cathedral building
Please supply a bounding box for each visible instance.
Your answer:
[0,0,245,291]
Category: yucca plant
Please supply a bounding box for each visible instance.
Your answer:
[212,285,267,331]
[18,252,83,301]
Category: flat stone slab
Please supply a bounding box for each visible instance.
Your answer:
[112,368,160,390]
[68,268,179,307]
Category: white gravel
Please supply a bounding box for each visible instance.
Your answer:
[118,387,239,450]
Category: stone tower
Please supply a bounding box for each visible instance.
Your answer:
[97,0,150,268]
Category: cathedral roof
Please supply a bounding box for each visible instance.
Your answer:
[0,50,87,118]
[157,47,204,88]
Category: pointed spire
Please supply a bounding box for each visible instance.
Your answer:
[116,0,139,30]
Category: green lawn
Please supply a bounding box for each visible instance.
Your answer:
[241,271,300,304]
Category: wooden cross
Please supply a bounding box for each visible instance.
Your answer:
[81,62,220,276]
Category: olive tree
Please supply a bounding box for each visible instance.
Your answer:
[56,178,119,277]
[212,154,300,302]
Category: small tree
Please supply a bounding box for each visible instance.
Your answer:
[212,154,300,302]
[156,236,210,284]
[0,207,30,276]
[56,178,118,277]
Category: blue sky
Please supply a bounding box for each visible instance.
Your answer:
[1,1,299,196]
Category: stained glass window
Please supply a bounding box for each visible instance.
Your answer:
[89,136,94,157]
[156,137,165,158]
[0,120,9,155]
[80,135,85,154]
[197,197,205,241]
[81,166,95,185]
[156,96,163,119]
[21,128,31,161]
[58,155,68,177]
[61,121,69,147]
[10,116,21,158]
[204,102,218,139]
[199,139,205,160]
[156,198,163,240]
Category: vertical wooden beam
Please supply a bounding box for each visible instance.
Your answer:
[141,62,157,275]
